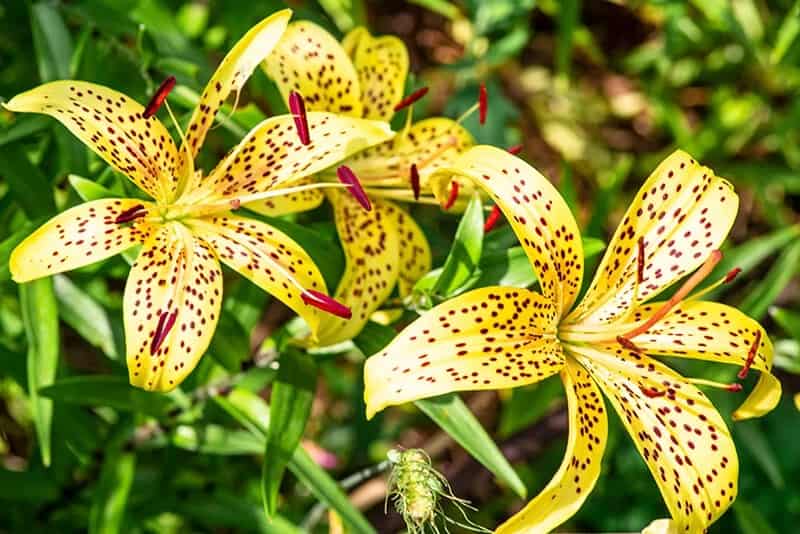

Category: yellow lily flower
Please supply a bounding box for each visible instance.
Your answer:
[364,146,782,533]
[5,10,393,392]
[255,21,475,345]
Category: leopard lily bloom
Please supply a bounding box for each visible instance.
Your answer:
[365,147,781,533]
[256,21,475,345]
[5,10,393,392]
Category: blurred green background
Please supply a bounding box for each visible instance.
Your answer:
[1,0,799,532]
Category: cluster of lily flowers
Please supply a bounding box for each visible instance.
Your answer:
[5,8,782,533]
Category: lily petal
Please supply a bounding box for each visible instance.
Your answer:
[364,287,563,419]
[429,146,584,317]
[188,214,327,338]
[624,300,781,420]
[386,202,431,296]
[10,199,154,282]
[571,344,738,532]
[263,21,363,116]
[496,358,607,534]
[569,150,738,325]
[125,223,223,391]
[349,30,409,121]
[347,117,473,190]
[243,177,324,217]
[5,82,180,202]
[180,9,291,174]
[316,191,400,346]
[204,112,393,198]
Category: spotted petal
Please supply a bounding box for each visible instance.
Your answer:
[430,146,584,317]
[386,202,431,296]
[5,82,180,202]
[364,287,563,419]
[180,9,291,176]
[348,29,408,121]
[568,150,738,326]
[243,177,324,217]
[347,118,473,191]
[187,213,327,337]
[125,223,223,391]
[621,300,780,420]
[201,112,393,198]
[316,191,400,346]
[10,199,155,283]
[496,358,607,534]
[263,21,362,116]
[571,344,738,532]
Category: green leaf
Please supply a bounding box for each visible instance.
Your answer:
[0,115,51,147]
[353,321,527,499]
[89,449,135,534]
[733,499,779,534]
[40,376,177,417]
[69,174,117,201]
[263,349,317,517]
[770,307,800,344]
[54,274,119,359]
[498,379,564,438]
[0,144,56,218]
[740,240,800,320]
[172,424,263,455]
[30,2,73,81]
[771,0,800,64]
[21,278,59,467]
[214,389,375,534]
[207,312,250,372]
[556,0,580,78]
[179,492,302,534]
[734,421,784,489]
[0,468,59,502]
[416,394,527,499]
[432,194,484,297]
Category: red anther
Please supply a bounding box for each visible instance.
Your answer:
[337,165,371,211]
[229,199,241,210]
[637,237,645,285]
[150,310,177,355]
[640,386,666,398]
[143,76,176,119]
[289,90,310,145]
[301,290,352,319]
[507,144,523,155]
[443,181,459,210]
[726,383,743,393]
[114,204,147,224]
[738,330,761,380]
[484,205,502,233]
[724,267,742,284]
[478,83,488,125]
[393,86,429,112]
[410,164,420,201]
[617,335,644,353]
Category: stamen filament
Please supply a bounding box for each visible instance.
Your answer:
[484,205,502,233]
[337,165,371,211]
[737,330,761,379]
[619,250,723,340]
[143,76,176,118]
[185,183,348,218]
[394,87,429,112]
[289,91,310,145]
[686,266,742,302]
[456,103,480,125]
[686,377,742,392]
[301,290,352,319]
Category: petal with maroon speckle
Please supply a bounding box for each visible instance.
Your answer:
[243,176,324,217]
[568,150,738,326]
[5,82,180,203]
[262,21,363,117]
[620,300,780,420]
[386,202,430,297]
[363,286,562,419]
[496,358,607,534]
[188,213,327,339]
[179,9,291,176]
[570,344,738,533]
[316,191,399,346]
[202,112,393,198]
[429,146,584,317]
[125,223,222,392]
[348,29,408,121]
[10,198,154,282]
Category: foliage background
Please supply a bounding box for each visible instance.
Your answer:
[1,0,799,532]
